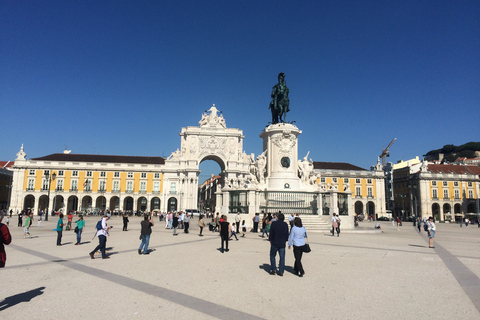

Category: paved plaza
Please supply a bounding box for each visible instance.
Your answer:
[1,216,479,320]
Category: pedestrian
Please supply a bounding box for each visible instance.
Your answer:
[288,213,295,231]
[219,215,231,253]
[74,214,85,245]
[465,218,469,227]
[331,213,340,237]
[56,213,64,246]
[416,217,421,232]
[252,213,260,232]
[231,224,239,240]
[427,216,436,248]
[5,216,9,227]
[235,212,241,233]
[241,220,247,237]
[288,217,308,277]
[168,212,173,229]
[123,213,129,231]
[261,213,272,238]
[139,214,154,255]
[67,211,73,231]
[1,212,12,268]
[172,212,179,236]
[184,212,190,233]
[198,214,205,236]
[18,212,23,227]
[89,214,111,259]
[268,213,289,276]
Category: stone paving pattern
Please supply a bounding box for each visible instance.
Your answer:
[1,216,479,319]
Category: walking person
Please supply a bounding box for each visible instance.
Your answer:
[427,216,436,248]
[183,212,190,233]
[241,220,247,237]
[261,213,272,238]
[172,212,179,235]
[67,211,73,231]
[288,217,308,277]
[74,215,85,245]
[331,213,340,237]
[235,213,241,233]
[268,213,289,276]
[230,224,239,240]
[24,213,31,238]
[416,217,421,232]
[123,213,129,231]
[56,213,64,246]
[198,214,205,236]
[219,215,231,253]
[0,211,12,268]
[139,214,154,255]
[89,214,111,259]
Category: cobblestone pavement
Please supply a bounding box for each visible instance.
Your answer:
[1,216,479,320]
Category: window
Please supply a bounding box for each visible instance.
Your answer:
[367,179,372,184]
[170,182,176,194]
[454,182,458,187]
[57,180,63,191]
[468,182,472,187]
[468,190,473,198]
[72,171,78,177]
[127,172,133,178]
[355,179,360,184]
[355,187,361,197]
[432,189,438,199]
[84,180,91,191]
[443,189,449,199]
[86,171,92,177]
[367,187,373,198]
[432,181,436,186]
[320,178,326,183]
[344,178,349,183]
[100,171,106,177]
[127,181,133,192]
[42,179,49,190]
[154,173,160,179]
[332,178,337,183]
[27,179,35,190]
[140,181,146,192]
[153,182,160,192]
[113,181,119,192]
[58,170,64,176]
[114,172,120,178]
[454,190,460,199]
[44,170,50,176]
[443,181,447,187]
[98,181,105,191]
[141,173,147,179]
[71,180,78,191]
[29,170,35,175]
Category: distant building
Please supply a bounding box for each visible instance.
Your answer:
[393,160,480,221]
[198,175,221,213]
[0,161,14,210]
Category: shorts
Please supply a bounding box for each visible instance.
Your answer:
[428,230,435,238]
[242,227,246,232]
[24,227,30,234]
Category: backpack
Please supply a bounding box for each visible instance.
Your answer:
[423,223,428,231]
[96,220,103,231]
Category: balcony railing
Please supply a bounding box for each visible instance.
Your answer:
[126,190,133,194]
[112,189,120,193]
[84,187,92,192]
[139,190,146,194]
[70,187,78,191]
[26,187,35,191]
[56,187,63,192]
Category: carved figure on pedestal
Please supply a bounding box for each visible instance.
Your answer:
[298,152,314,185]
[269,73,290,124]
[168,149,182,160]
[255,151,267,184]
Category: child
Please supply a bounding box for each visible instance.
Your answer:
[241,220,247,237]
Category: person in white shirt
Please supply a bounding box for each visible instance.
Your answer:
[235,213,241,233]
[331,214,340,237]
[89,215,111,259]
[427,216,436,248]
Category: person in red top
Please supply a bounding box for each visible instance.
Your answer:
[1,211,12,268]
[67,211,74,231]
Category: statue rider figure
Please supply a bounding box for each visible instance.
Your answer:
[269,72,290,124]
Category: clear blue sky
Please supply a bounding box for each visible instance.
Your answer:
[2,1,479,181]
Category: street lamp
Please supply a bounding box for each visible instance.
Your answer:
[44,172,56,221]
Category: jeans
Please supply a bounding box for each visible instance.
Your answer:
[270,245,286,273]
[293,245,304,275]
[57,230,62,245]
[76,229,82,244]
[253,221,259,232]
[184,222,189,233]
[139,234,150,253]
[221,234,229,251]
[91,235,107,258]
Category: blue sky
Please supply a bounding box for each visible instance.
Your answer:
[1,1,479,181]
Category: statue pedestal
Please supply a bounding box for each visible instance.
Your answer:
[259,123,302,191]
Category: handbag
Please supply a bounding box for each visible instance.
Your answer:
[302,243,311,253]
[74,226,79,233]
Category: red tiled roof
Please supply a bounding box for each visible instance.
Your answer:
[31,153,165,165]
[427,164,480,175]
[0,161,14,168]
[313,162,366,171]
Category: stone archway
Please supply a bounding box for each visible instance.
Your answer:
[124,197,134,212]
[168,197,177,212]
[164,106,251,214]
[67,196,79,212]
[110,196,120,211]
[137,197,147,212]
[24,195,35,211]
[151,197,161,212]
[432,203,440,220]
[354,201,363,215]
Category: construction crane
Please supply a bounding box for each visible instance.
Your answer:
[379,138,396,166]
